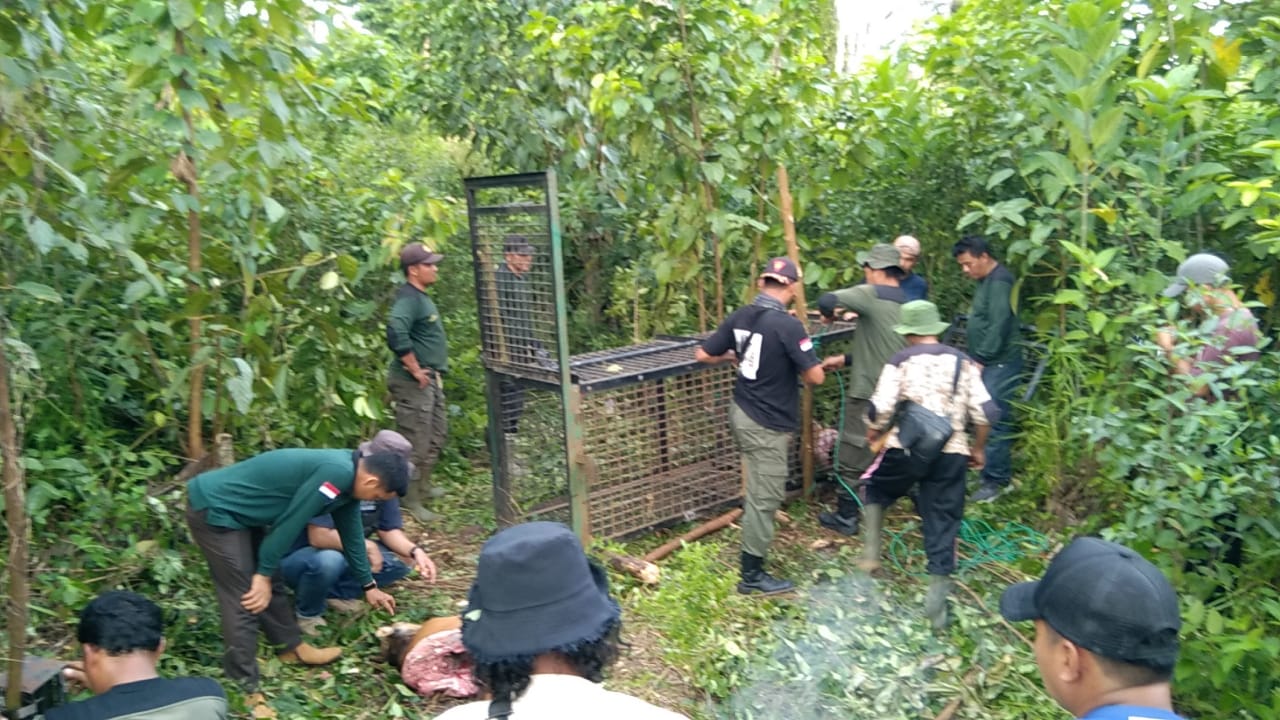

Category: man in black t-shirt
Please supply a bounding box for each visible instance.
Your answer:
[49,591,227,720]
[697,257,825,594]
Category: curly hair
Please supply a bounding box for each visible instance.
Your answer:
[473,620,623,703]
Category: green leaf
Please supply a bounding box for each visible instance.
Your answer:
[263,197,287,223]
[226,358,255,414]
[1087,311,1107,335]
[26,217,57,253]
[956,210,984,230]
[701,161,725,185]
[1052,289,1086,308]
[1090,106,1127,151]
[123,280,153,305]
[168,0,197,29]
[986,168,1015,190]
[16,282,61,303]
[264,84,290,123]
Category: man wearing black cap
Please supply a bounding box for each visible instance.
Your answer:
[436,522,687,719]
[697,257,825,595]
[185,448,405,709]
[815,242,909,536]
[1000,537,1186,720]
[386,241,450,523]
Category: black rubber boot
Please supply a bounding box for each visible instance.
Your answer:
[737,552,795,595]
[817,492,861,536]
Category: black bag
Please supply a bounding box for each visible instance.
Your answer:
[892,355,963,466]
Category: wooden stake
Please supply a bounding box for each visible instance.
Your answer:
[605,553,661,584]
[776,163,815,494]
[644,508,744,563]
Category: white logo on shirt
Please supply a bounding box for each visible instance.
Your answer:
[735,329,763,380]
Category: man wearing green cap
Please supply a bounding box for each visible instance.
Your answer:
[814,243,909,536]
[857,300,997,630]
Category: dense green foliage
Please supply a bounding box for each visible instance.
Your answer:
[2,0,1277,718]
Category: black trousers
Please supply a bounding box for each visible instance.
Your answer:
[187,505,301,690]
[864,449,969,576]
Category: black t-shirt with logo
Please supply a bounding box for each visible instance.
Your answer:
[701,295,820,432]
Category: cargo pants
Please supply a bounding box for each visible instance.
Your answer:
[730,402,792,559]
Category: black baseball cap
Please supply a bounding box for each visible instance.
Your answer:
[1000,537,1181,668]
[760,256,800,284]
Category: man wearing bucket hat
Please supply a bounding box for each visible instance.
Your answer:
[386,241,451,523]
[696,257,825,595]
[814,243,909,537]
[1155,253,1261,399]
[280,431,438,635]
[436,522,687,719]
[857,300,996,629]
[1000,537,1186,720]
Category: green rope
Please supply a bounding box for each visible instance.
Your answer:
[809,329,1048,574]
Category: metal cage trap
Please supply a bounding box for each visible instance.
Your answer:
[466,171,857,540]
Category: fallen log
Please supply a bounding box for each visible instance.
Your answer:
[605,553,661,584]
[644,508,744,563]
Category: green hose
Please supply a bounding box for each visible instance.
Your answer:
[811,329,1048,574]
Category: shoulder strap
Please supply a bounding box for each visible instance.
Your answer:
[486,698,513,720]
[951,354,963,397]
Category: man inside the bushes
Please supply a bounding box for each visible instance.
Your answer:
[1000,537,1186,720]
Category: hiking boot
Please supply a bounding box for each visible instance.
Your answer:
[971,483,1006,504]
[855,504,884,573]
[924,574,954,631]
[295,615,326,637]
[278,642,342,666]
[818,510,859,536]
[737,552,795,595]
[325,598,364,614]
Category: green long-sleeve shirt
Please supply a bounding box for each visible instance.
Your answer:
[187,448,374,585]
[968,263,1021,364]
[386,283,449,381]
[824,284,908,399]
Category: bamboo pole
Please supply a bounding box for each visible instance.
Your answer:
[644,508,744,563]
[776,163,815,494]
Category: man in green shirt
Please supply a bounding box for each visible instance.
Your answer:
[185,448,405,703]
[814,243,909,535]
[385,242,450,522]
[953,235,1022,503]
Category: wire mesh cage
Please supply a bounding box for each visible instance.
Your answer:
[467,171,861,540]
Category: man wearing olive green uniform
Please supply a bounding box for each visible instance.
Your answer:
[814,243,909,535]
[386,242,450,523]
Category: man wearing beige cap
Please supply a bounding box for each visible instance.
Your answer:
[386,242,451,523]
[894,235,929,301]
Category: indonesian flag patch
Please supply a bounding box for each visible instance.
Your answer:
[318,482,340,501]
[799,337,814,353]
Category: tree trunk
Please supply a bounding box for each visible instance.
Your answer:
[174,30,205,459]
[1,327,29,715]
